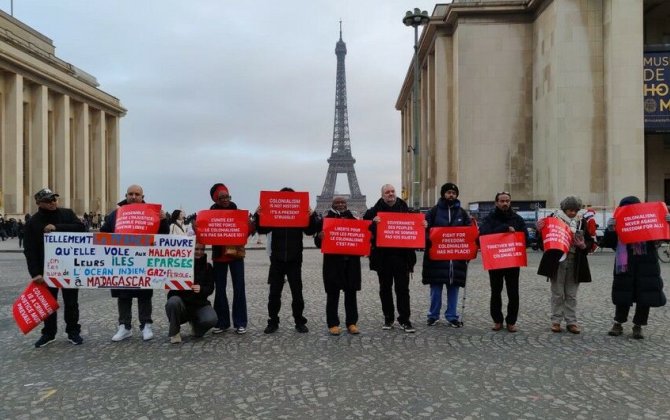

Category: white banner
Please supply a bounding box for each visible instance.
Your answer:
[43,232,194,290]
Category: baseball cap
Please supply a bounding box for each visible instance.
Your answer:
[34,188,59,202]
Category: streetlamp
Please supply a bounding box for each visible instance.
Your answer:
[403,8,430,211]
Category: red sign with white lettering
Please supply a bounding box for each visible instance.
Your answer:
[258,191,310,228]
[428,226,479,260]
[479,232,527,270]
[614,202,670,244]
[115,203,162,234]
[540,218,573,254]
[13,282,60,334]
[375,212,425,248]
[196,210,249,245]
[321,218,372,256]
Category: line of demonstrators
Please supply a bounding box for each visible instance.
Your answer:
[23,182,667,347]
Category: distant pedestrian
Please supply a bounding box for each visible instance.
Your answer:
[169,209,188,236]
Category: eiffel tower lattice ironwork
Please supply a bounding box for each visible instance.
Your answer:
[316,23,367,216]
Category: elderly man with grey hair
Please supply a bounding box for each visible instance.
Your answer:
[537,196,594,334]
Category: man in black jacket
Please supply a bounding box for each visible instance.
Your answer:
[363,184,418,333]
[24,188,86,348]
[478,192,528,332]
[254,187,320,334]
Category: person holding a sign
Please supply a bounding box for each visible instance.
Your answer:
[208,183,252,335]
[165,243,217,343]
[255,187,320,334]
[316,196,363,335]
[478,192,528,332]
[363,184,419,333]
[422,183,473,328]
[23,188,86,347]
[101,184,170,342]
[602,196,667,339]
[536,196,593,334]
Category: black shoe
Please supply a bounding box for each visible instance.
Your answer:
[400,322,416,333]
[34,334,56,348]
[264,324,278,334]
[608,322,623,337]
[427,318,437,326]
[632,324,644,340]
[67,333,84,345]
[382,321,394,330]
[295,324,309,333]
[448,320,464,328]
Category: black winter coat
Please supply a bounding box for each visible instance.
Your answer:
[319,209,362,293]
[167,255,214,314]
[478,207,529,243]
[255,212,320,263]
[24,207,86,277]
[100,200,170,299]
[422,198,471,287]
[363,198,417,273]
[602,228,666,307]
[537,216,593,283]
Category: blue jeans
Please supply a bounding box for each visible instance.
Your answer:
[428,284,460,321]
[213,259,247,329]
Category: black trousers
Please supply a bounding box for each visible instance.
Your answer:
[165,296,218,337]
[42,287,80,336]
[267,260,306,326]
[489,267,520,325]
[614,304,650,326]
[118,296,153,329]
[326,290,358,327]
[376,258,411,324]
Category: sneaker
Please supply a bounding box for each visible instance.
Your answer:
[34,334,56,348]
[264,324,278,334]
[427,318,438,326]
[211,327,225,334]
[608,322,623,337]
[67,333,84,345]
[400,322,416,333]
[447,320,464,328]
[382,322,394,330]
[235,327,247,335]
[632,324,644,340]
[295,324,309,333]
[112,325,132,342]
[328,326,341,336]
[142,324,154,341]
[347,324,360,335]
[170,333,182,344]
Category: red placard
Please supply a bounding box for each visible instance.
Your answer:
[13,282,60,334]
[321,218,372,256]
[479,232,527,270]
[115,203,162,234]
[375,212,425,248]
[428,226,479,260]
[540,218,573,254]
[196,209,249,245]
[614,202,670,244]
[258,191,310,228]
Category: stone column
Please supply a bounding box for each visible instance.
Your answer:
[53,93,71,207]
[433,34,453,191]
[3,73,23,214]
[74,102,90,214]
[30,85,49,214]
[106,114,120,205]
[90,109,107,214]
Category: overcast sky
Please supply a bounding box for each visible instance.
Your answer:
[9,0,440,215]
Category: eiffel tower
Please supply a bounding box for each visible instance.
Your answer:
[316,23,367,216]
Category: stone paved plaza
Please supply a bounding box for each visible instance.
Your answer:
[1,238,670,419]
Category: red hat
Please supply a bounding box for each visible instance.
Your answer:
[210,183,229,202]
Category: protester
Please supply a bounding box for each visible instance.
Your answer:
[23,188,86,347]
[537,196,593,334]
[165,243,217,343]
[602,196,666,339]
[101,184,169,342]
[422,182,472,327]
[316,196,361,335]
[363,184,418,333]
[209,183,252,335]
[255,187,320,334]
[478,191,528,332]
[17,219,25,248]
[169,209,188,236]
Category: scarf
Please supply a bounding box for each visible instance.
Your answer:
[615,241,647,274]
[555,209,581,233]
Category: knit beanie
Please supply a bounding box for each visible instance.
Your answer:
[210,183,229,202]
[619,196,641,207]
[559,196,582,211]
[440,182,459,197]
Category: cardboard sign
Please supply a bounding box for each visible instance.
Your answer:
[43,232,194,290]
[428,226,479,260]
[614,202,670,244]
[375,212,425,248]
[196,209,249,245]
[479,232,527,270]
[13,282,60,334]
[540,218,573,255]
[258,191,310,227]
[115,203,162,234]
[321,218,372,256]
